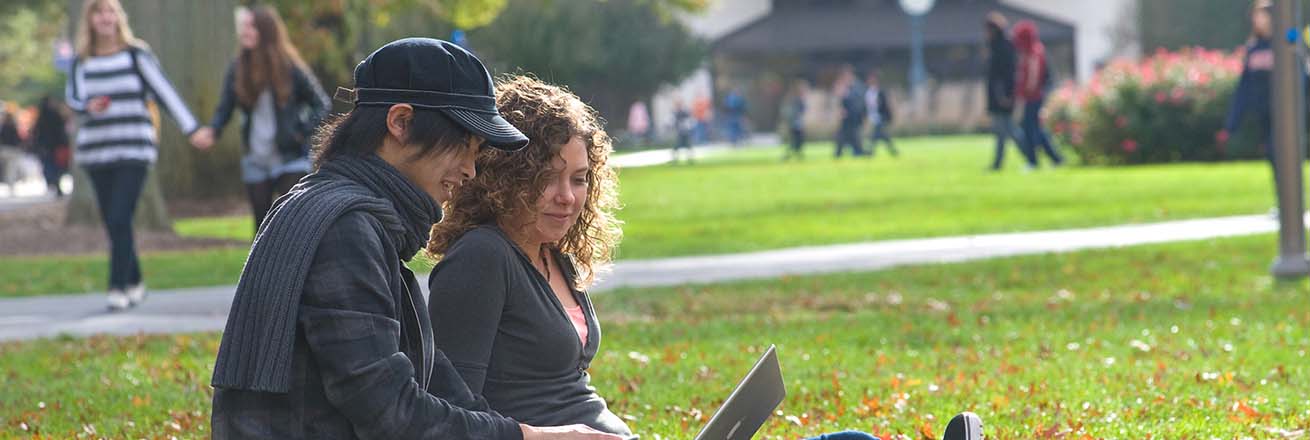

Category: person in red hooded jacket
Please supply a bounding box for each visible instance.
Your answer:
[1013,20,1063,168]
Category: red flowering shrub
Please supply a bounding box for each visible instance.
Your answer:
[1046,47,1264,165]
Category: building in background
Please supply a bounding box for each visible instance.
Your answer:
[651,0,1138,140]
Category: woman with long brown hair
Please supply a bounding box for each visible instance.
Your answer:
[66,0,200,310]
[191,5,329,231]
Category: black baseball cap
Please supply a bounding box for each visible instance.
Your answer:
[343,37,528,151]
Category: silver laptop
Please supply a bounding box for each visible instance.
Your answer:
[692,344,786,440]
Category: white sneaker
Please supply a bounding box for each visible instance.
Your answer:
[107,289,130,311]
[126,283,147,306]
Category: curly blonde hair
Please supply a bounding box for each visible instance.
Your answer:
[427,75,622,287]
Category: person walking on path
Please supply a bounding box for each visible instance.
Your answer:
[0,110,26,193]
[190,5,330,232]
[864,72,897,157]
[834,65,867,158]
[692,93,711,144]
[30,96,71,197]
[1218,0,1278,183]
[65,0,202,311]
[984,12,1029,171]
[1013,20,1063,168]
[625,100,650,146]
[722,88,748,146]
[671,98,695,164]
[782,78,808,160]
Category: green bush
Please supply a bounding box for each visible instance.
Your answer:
[1046,47,1268,165]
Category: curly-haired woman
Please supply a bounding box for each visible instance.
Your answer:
[425,75,912,440]
[425,74,627,435]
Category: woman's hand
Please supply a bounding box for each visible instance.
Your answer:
[520,423,624,440]
[88,96,111,114]
[190,127,215,150]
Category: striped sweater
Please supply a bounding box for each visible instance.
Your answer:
[65,46,197,168]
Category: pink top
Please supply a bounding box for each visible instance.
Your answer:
[564,305,588,347]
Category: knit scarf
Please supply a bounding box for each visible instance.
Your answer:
[211,153,440,392]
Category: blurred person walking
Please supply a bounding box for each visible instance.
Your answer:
[625,101,650,146]
[65,0,202,310]
[984,12,1030,171]
[691,94,711,144]
[864,72,897,157]
[31,96,71,197]
[1013,20,1063,168]
[782,78,808,160]
[190,5,329,232]
[672,99,694,164]
[0,111,20,148]
[834,65,867,158]
[0,110,25,192]
[722,88,748,145]
[1218,1,1277,182]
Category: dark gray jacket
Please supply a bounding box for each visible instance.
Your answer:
[429,226,633,436]
[212,211,523,439]
[208,61,330,158]
[986,34,1018,114]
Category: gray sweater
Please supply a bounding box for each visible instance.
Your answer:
[428,225,634,436]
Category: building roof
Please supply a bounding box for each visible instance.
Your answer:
[713,0,1076,55]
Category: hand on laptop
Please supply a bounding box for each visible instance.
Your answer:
[520,423,625,440]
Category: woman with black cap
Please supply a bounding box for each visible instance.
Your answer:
[210,37,620,440]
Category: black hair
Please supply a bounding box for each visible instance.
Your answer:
[311,105,471,170]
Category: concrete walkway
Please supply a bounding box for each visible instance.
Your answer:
[0,213,1287,342]
[608,134,779,168]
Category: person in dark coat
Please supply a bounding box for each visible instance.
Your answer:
[782,78,808,160]
[209,38,620,440]
[0,112,20,148]
[672,98,694,163]
[834,65,867,158]
[984,12,1029,170]
[1219,1,1277,181]
[31,96,71,197]
[864,72,897,157]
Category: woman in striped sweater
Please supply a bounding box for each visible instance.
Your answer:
[66,0,201,311]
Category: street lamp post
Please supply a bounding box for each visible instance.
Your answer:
[1270,0,1310,279]
[899,0,935,114]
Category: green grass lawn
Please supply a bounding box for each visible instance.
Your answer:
[4,234,1308,438]
[614,135,1276,258]
[0,247,251,298]
[0,134,1282,297]
[175,135,1278,260]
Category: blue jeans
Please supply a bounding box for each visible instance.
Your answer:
[807,431,880,440]
[1021,98,1062,166]
[868,121,897,156]
[86,163,148,290]
[990,111,1028,168]
[835,120,865,157]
